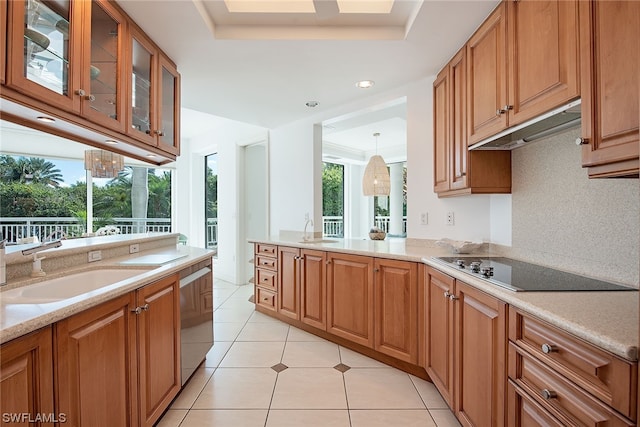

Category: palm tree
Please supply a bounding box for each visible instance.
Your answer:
[0,156,64,187]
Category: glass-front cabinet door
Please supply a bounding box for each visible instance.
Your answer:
[7,0,81,112]
[80,0,126,132]
[157,54,180,155]
[127,26,157,147]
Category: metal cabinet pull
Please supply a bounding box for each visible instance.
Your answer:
[141,303,149,311]
[131,307,142,315]
[75,89,86,96]
[541,389,557,400]
[503,104,513,111]
[541,343,558,354]
[444,290,451,298]
[449,294,459,301]
[496,108,506,116]
[575,137,589,146]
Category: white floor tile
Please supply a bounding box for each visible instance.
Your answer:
[248,311,282,323]
[429,409,462,427]
[271,368,348,409]
[155,409,188,427]
[192,368,277,409]
[180,409,268,427]
[287,327,325,341]
[344,368,425,409]
[214,307,254,323]
[204,341,233,367]
[266,410,350,427]
[281,341,341,367]
[350,409,437,427]
[171,367,215,409]
[409,375,450,409]
[236,322,290,341]
[339,346,388,368]
[220,341,285,367]
[214,322,246,341]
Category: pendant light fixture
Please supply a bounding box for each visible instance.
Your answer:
[362,132,390,196]
[84,149,124,178]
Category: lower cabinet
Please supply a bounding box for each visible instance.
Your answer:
[424,267,507,427]
[299,249,327,330]
[56,274,180,427]
[326,252,374,347]
[374,258,418,364]
[0,326,55,426]
[278,246,301,320]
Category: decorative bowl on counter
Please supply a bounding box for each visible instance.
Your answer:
[436,238,483,254]
[369,226,386,240]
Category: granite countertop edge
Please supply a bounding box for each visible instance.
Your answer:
[0,245,215,345]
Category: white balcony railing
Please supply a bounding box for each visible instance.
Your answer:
[206,218,218,249]
[0,217,172,243]
[322,216,407,238]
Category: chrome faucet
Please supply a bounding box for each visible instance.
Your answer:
[44,229,67,242]
[303,218,314,242]
[22,240,62,277]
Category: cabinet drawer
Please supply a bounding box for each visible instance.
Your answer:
[256,268,277,291]
[255,287,276,311]
[256,255,277,271]
[508,381,564,427]
[509,307,636,420]
[509,344,634,427]
[255,244,277,257]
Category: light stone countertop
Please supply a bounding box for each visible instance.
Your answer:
[0,244,215,345]
[250,236,639,362]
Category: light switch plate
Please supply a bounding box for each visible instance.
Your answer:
[88,250,102,262]
[129,244,140,254]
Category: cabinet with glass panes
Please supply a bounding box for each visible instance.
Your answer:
[6,0,127,133]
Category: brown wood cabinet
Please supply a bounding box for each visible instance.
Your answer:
[254,243,278,312]
[326,252,374,348]
[0,0,6,85]
[56,293,138,427]
[508,381,564,426]
[0,326,55,426]
[56,274,181,427]
[127,24,180,156]
[467,0,580,146]
[423,268,507,427]
[278,246,301,320]
[136,274,181,427]
[6,0,128,133]
[1,0,180,164]
[374,258,418,364]
[509,307,637,424]
[578,0,639,178]
[300,249,327,330]
[434,45,511,197]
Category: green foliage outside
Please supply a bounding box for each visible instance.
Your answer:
[0,155,171,235]
[322,163,343,216]
[205,165,217,219]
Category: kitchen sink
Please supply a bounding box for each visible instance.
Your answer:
[1,268,152,304]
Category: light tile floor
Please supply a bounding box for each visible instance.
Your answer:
[156,278,462,427]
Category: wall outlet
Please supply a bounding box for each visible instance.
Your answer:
[446,212,455,226]
[88,250,102,262]
[420,212,428,225]
[129,244,140,254]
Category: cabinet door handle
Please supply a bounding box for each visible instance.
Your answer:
[262,277,269,282]
[496,108,506,116]
[373,268,379,273]
[503,105,513,111]
[326,260,332,265]
[131,307,142,315]
[75,89,86,96]
[141,303,149,311]
[84,94,96,102]
[155,130,165,136]
[541,343,558,354]
[541,389,557,400]
[575,137,589,146]
[449,294,459,301]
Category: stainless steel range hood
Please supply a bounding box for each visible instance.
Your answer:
[468,99,581,150]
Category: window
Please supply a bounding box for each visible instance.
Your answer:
[373,162,407,236]
[0,154,172,242]
[322,162,344,237]
[205,153,218,249]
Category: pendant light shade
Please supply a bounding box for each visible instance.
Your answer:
[362,133,390,196]
[84,149,124,178]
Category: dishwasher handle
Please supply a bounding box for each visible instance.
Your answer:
[180,267,211,288]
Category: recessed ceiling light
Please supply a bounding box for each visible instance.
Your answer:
[36,116,56,123]
[105,139,118,145]
[338,0,394,14]
[355,80,375,89]
[306,101,319,108]
[224,0,315,13]
[147,154,156,158]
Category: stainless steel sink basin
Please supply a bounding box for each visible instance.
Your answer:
[298,239,339,244]
[1,268,151,304]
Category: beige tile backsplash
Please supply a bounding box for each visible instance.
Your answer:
[506,127,639,287]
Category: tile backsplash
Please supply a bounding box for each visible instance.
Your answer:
[506,127,639,286]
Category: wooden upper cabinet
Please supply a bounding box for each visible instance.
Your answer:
[326,252,374,348]
[578,0,639,178]
[1,0,7,85]
[467,0,580,146]
[506,0,579,126]
[449,48,468,191]
[433,65,450,193]
[6,0,127,132]
[373,258,418,364]
[467,2,507,146]
[136,274,181,427]
[127,25,181,155]
[0,327,55,426]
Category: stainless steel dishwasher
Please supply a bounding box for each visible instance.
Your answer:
[179,264,213,385]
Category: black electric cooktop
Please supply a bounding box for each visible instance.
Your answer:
[431,256,636,292]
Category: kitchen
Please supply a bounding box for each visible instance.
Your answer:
[1,0,639,426]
